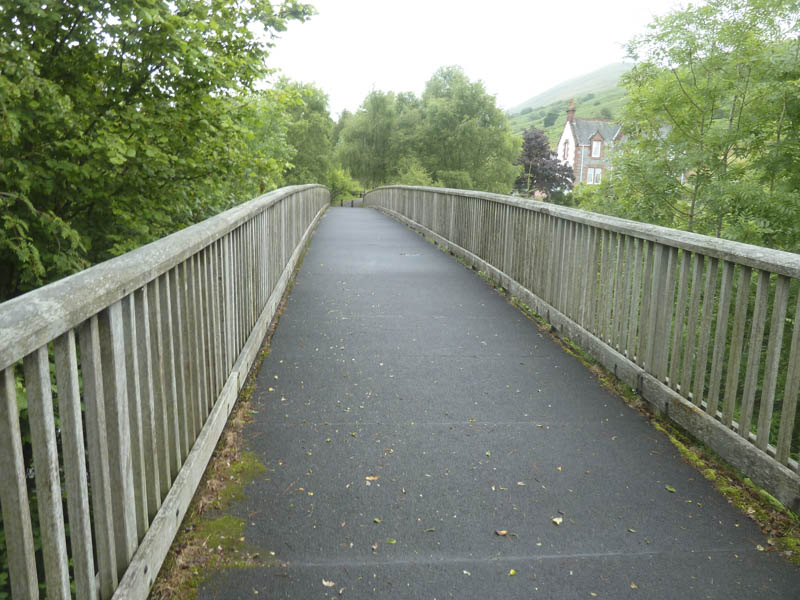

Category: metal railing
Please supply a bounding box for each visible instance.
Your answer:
[366,185,800,511]
[0,185,328,599]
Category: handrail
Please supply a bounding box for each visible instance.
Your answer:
[0,184,329,599]
[366,185,800,512]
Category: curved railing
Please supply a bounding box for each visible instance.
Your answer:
[366,185,800,512]
[0,185,329,599]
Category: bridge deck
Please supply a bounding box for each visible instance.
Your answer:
[197,207,800,599]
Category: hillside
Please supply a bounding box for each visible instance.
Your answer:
[507,63,632,145]
[508,63,632,114]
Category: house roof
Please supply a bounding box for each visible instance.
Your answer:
[570,118,622,145]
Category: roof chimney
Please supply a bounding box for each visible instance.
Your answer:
[567,98,576,123]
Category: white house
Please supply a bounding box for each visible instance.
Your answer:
[556,99,622,185]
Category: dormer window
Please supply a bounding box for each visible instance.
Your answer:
[591,140,602,158]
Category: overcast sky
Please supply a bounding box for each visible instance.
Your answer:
[266,0,686,117]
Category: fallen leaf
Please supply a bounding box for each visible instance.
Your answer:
[494,529,508,536]
[371,542,379,551]
[630,582,638,589]
[552,516,563,526]
[486,451,491,457]
[557,466,562,472]
[373,517,382,524]
[665,485,676,493]
[516,481,525,486]
[322,579,335,587]
[463,570,471,576]
[386,538,397,544]
[509,569,517,576]
[365,475,380,481]
[627,528,637,533]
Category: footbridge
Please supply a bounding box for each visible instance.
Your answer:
[1,185,799,598]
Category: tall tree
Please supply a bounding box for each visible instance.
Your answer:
[600,0,800,246]
[419,66,520,193]
[277,80,335,187]
[514,127,574,200]
[336,90,400,189]
[0,0,313,300]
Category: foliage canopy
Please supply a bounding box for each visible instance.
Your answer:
[0,0,313,301]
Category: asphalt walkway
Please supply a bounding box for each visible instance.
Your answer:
[198,207,800,599]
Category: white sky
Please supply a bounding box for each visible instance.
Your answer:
[266,0,685,117]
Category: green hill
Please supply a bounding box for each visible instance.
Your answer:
[509,63,632,113]
[507,63,632,145]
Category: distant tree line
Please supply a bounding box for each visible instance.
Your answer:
[334,66,522,194]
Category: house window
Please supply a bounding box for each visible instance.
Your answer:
[591,140,602,158]
[586,167,602,185]
[563,140,570,161]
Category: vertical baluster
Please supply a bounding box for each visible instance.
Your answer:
[146,278,172,494]
[158,272,182,479]
[619,236,636,353]
[611,235,628,350]
[180,261,198,444]
[24,348,71,599]
[120,295,148,539]
[668,251,691,388]
[98,303,138,576]
[560,219,571,312]
[706,262,734,416]
[653,246,678,381]
[756,275,790,451]
[576,225,592,327]
[636,241,654,366]
[134,286,162,518]
[776,293,800,465]
[583,227,600,331]
[643,244,665,370]
[212,240,225,397]
[680,254,705,399]
[79,316,118,596]
[722,266,752,427]
[191,254,209,426]
[169,267,190,460]
[54,331,97,599]
[625,238,643,361]
[692,258,719,406]
[601,232,617,344]
[0,367,39,600]
[569,223,583,320]
[739,270,770,439]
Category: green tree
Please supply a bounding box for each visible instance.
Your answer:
[419,66,520,194]
[277,80,335,186]
[0,0,313,301]
[602,0,800,247]
[336,90,401,189]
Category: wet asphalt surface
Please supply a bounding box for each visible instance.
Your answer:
[197,207,800,599]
